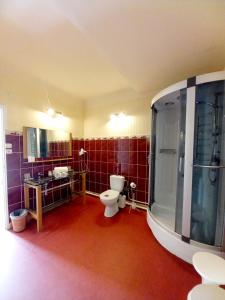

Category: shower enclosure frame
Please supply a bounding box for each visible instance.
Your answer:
[147,71,225,263]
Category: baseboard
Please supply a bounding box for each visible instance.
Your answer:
[125,200,147,211]
[86,191,99,197]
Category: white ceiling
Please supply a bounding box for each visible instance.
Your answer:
[0,0,225,100]
[0,0,129,99]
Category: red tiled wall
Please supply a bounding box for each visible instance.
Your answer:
[48,141,70,157]
[79,137,150,203]
[6,133,150,214]
[6,133,80,214]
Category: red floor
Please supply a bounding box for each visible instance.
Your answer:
[0,195,200,300]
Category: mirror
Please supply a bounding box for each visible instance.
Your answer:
[23,127,72,160]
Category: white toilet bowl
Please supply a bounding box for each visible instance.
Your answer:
[99,175,125,217]
[100,190,120,217]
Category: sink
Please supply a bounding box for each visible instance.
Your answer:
[24,175,71,186]
[25,176,53,186]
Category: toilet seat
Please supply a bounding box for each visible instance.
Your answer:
[99,189,120,217]
[100,190,119,201]
[188,284,225,300]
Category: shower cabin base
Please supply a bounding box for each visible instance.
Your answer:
[147,209,225,264]
[151,203,175,231]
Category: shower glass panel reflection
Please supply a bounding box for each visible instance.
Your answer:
[191,80,225,246]
[151,89,186,231]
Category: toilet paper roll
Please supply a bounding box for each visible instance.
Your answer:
[130,182,136,189]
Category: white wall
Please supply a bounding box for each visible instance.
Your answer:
[0,63,84,137]
[0,64,152,139]
[84,88,151,138]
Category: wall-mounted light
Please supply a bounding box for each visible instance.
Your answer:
[110,112,126,122]
[47,107,55,117]
[45,88,63,119]
[46,108,63,119]
[108,112,132,132]
[55,111,63,119]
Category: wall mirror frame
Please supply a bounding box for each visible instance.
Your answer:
[23,126,72,162]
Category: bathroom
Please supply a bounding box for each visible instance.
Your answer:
[0,1,225,300]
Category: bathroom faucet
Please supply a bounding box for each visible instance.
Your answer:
[37,172,44,180]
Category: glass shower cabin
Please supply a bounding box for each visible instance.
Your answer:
[148,72,225,262]
[150,89,186,233]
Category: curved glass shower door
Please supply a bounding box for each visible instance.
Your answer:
[148,72,225,262]
[191,80,225,246]
[150,89,186,232]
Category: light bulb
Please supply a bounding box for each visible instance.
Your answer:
[119,112,125,118]
[110,114,116,121]
[47,108,55,117]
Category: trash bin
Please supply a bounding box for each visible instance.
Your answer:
[10,209,28,232]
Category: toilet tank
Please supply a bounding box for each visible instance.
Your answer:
[110,175,125,192]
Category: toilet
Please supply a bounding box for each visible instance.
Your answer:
[100,175,125,217]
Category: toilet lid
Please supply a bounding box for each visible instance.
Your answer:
[100,190,119,200]
[188,284,225,300]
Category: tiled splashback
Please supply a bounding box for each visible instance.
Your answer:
[48,141,71,157]
[6,133,150,214]
[6,132,78,214]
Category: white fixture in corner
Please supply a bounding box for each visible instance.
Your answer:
[100,175,125,217]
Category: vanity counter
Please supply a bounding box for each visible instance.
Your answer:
[24,170,87,232]
[24,170,87,186]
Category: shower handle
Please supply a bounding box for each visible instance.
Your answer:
[193,164,225,169]
[179,156,184,173]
